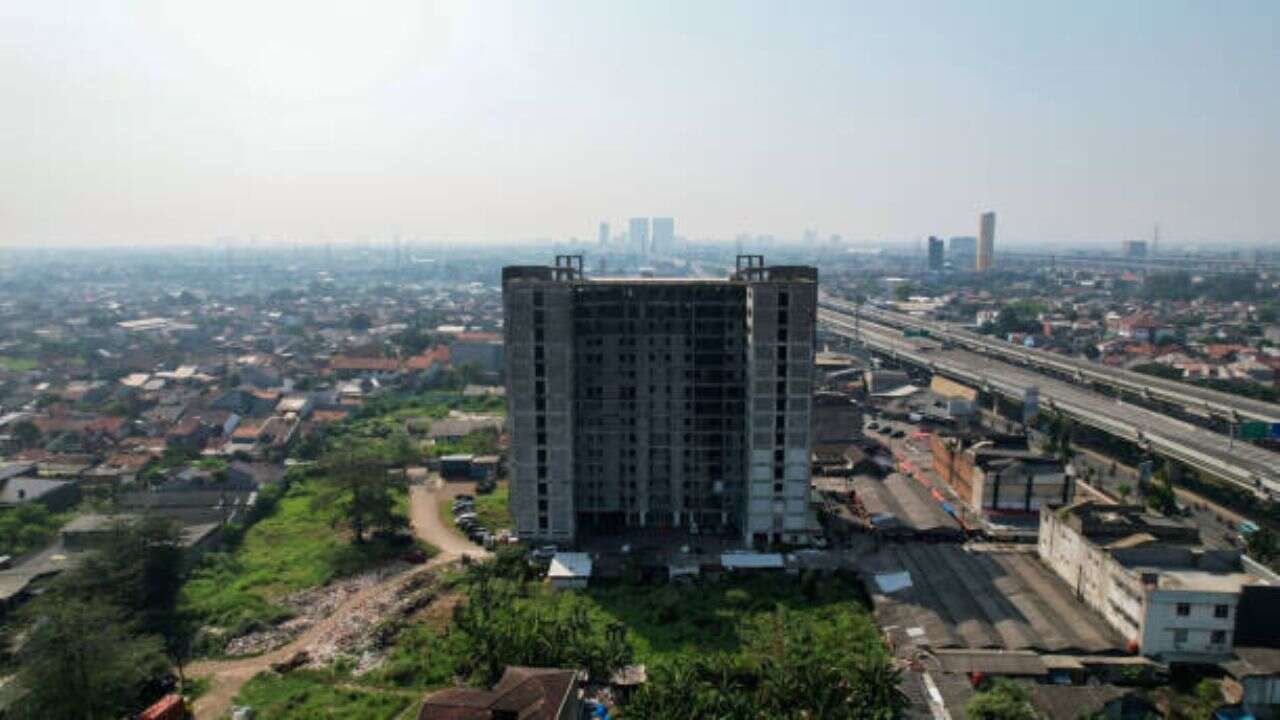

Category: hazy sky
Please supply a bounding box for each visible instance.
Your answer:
[2,1,1278,246]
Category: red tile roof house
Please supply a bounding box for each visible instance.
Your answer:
[1115,312,1174,343]
[327,355,401,379]
[417,667,584,720]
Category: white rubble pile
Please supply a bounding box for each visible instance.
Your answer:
[302,569,440,673]
[220,562,412,656]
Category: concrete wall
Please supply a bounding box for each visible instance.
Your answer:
[505,273,576,543]
[1141,589,1238,658]
[744,278,815,545]
[1040,505,1242,659]
[451,341,504,373]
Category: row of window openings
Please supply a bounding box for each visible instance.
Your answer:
[1177,603,1230,618]
[1173,629,1227,645]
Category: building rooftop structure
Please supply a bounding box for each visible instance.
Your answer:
[417,666,582,720]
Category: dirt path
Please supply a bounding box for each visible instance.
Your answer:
[189,481,487,719]
[408,480,489,558]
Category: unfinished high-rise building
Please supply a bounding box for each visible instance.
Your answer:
[502,255,817,547]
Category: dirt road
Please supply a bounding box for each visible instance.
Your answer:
[189,481,487,718]
[408,480,489,558]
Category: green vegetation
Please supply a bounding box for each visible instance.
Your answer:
[0,356,38,372]
[0,505,69,556]
[473,482,511,530]
[1144,271,1260,302]
[965,678,1037,720]
[1134,364,1280,403]
[11,518,186,719]
[429,427,501,457]
[439,481,512,536]
[979,299,1046,337]
[180,479,418,641]
[181,397,441,649]
[236,670,410,720]
[361,549,900,719]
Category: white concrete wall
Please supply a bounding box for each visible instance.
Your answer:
[1140,589,1237,658]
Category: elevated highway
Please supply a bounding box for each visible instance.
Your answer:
[820,294,1280,426]
[818,308,1280,500]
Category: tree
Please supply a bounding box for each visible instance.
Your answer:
[1147,475,1179,517]
[965,678,1038,720]
[349,312,373,332]
[10,419,40,449]
[15,595,168,720]
[1247,527,1278,563]
[56,516,186,641]
[315,441,407,543]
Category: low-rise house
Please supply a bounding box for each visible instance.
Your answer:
[428,417,504,445]
[0,465,79,512]
[1222,647,1280,719]
[417,666,584,720]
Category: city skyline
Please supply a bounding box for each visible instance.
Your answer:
[3,1,1278,246]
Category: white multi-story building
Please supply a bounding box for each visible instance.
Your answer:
[1039,501,1272,661]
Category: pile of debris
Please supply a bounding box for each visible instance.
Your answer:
[302,568,441,673]
[222,561,413,656]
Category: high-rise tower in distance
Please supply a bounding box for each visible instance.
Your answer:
[598,222,610,248]
[977,211,996,271]
[502,255,817,547]
[927,236,945,271]
[650,217,674,256]
[629,218,650,256]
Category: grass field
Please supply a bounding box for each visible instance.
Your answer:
[585,572,880,664]
[180,481,418,638]
[235,670,414,720]
[438,481,512,536]
[364,564,880,690]
[0,356,38,372]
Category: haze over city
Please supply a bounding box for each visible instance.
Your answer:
[3,0,1278,247]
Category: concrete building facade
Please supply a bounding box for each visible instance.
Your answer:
[930,435,1071,515]
[927,236,945,271]
[502,255,817,547]
[1039,501,1268,661]
[977,211,996,271]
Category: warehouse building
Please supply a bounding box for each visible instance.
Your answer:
[931,434,1071,516]
[1039,501,1279,661]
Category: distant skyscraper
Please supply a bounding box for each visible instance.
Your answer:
[977,211,996,271]
[651,217,674,255]
[927,236,945,271]
[629,217,650,255]
[1125,240,1148,259]
[949,236,977,270]
[598,222,610,247]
